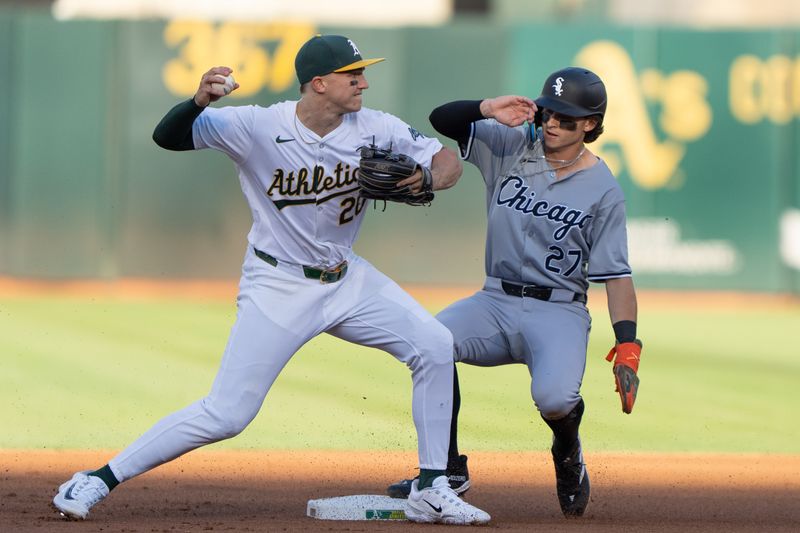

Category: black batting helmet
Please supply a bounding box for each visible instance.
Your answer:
[535,67,607,119]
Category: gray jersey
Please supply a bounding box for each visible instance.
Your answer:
[462,119,631,294]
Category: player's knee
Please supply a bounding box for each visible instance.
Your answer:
[536,400,576,420]
[532,388,580,420]
[201,397,258,439]
[218,417,251,439]
[419,321,455,366]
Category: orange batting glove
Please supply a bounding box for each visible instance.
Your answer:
[605,340,642,414]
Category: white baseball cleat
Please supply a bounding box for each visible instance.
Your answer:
[53,471,110,520]
[405,475,491,525]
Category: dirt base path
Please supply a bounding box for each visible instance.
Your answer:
[2,450,798,532]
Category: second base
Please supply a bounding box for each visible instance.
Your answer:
[307,495,407,520]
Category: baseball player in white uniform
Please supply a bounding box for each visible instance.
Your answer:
[52,34,490,526]
[387,68,643,518]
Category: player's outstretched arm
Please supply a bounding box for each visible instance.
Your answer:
[429,97,537,142]
[479,95,537,128]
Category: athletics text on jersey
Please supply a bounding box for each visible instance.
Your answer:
[193,101,442,268]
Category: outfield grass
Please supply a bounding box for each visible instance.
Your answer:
[1,291,798,453]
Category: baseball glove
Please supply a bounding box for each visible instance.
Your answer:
[605,339,642,414]
[357,145,434,206]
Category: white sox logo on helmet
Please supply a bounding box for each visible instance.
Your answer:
[553,77,565,96]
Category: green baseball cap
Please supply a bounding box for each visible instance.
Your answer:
[295,34,385,84]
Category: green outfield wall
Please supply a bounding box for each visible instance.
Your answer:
[1,9,799,292]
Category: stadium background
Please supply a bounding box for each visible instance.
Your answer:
[1,0,799,292]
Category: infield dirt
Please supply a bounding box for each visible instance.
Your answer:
[2,450,798,532]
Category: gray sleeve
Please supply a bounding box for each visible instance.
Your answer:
[460,120,528,185]
[587,192,633,282]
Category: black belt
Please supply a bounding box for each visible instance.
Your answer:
[254,248,348,283]
[501,280,586,303]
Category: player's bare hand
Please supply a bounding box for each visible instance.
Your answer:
[397,168,424,193]
[194,67,240,107]
[480,96,537,127]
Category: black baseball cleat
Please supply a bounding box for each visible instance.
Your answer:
[552,439,590,517]
[386,455,471,499]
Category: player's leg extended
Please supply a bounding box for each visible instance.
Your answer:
[384,289,516,498]
[325,256,454,472]
[438,291,517,465]
[521,299,590,431]
[521,299,591,517]
[325,257,490,525]
[109,291,310,481]
[385,364,466,499]
[54,251,324,519]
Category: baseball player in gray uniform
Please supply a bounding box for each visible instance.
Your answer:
[387,67,643,518]
[52,34,490,526]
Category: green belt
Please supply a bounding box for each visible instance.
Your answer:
[253,248,348,284]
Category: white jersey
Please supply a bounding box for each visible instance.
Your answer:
[193,101,442,269]
[463,119,631,294]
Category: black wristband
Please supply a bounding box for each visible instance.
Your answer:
[613,320,637,344]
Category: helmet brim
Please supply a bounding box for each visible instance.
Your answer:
[535,95,598,118]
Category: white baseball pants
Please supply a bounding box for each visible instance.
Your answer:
[108,247,454,481]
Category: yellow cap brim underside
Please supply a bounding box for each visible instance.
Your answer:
[334,57,385,72]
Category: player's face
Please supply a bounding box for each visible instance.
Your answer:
[324,69,368,113]
[541,108,596,151]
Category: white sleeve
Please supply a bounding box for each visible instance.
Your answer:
[192,106,257,164]
[380,112,443,167]
[462,120,528,186]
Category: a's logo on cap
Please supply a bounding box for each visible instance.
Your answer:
[553,77,565,96]
[347,39,361,56]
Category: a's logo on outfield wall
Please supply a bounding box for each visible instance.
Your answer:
[575,41,712,190]
[161,22,316,98]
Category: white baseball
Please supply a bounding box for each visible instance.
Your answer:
[211,74,235,95]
